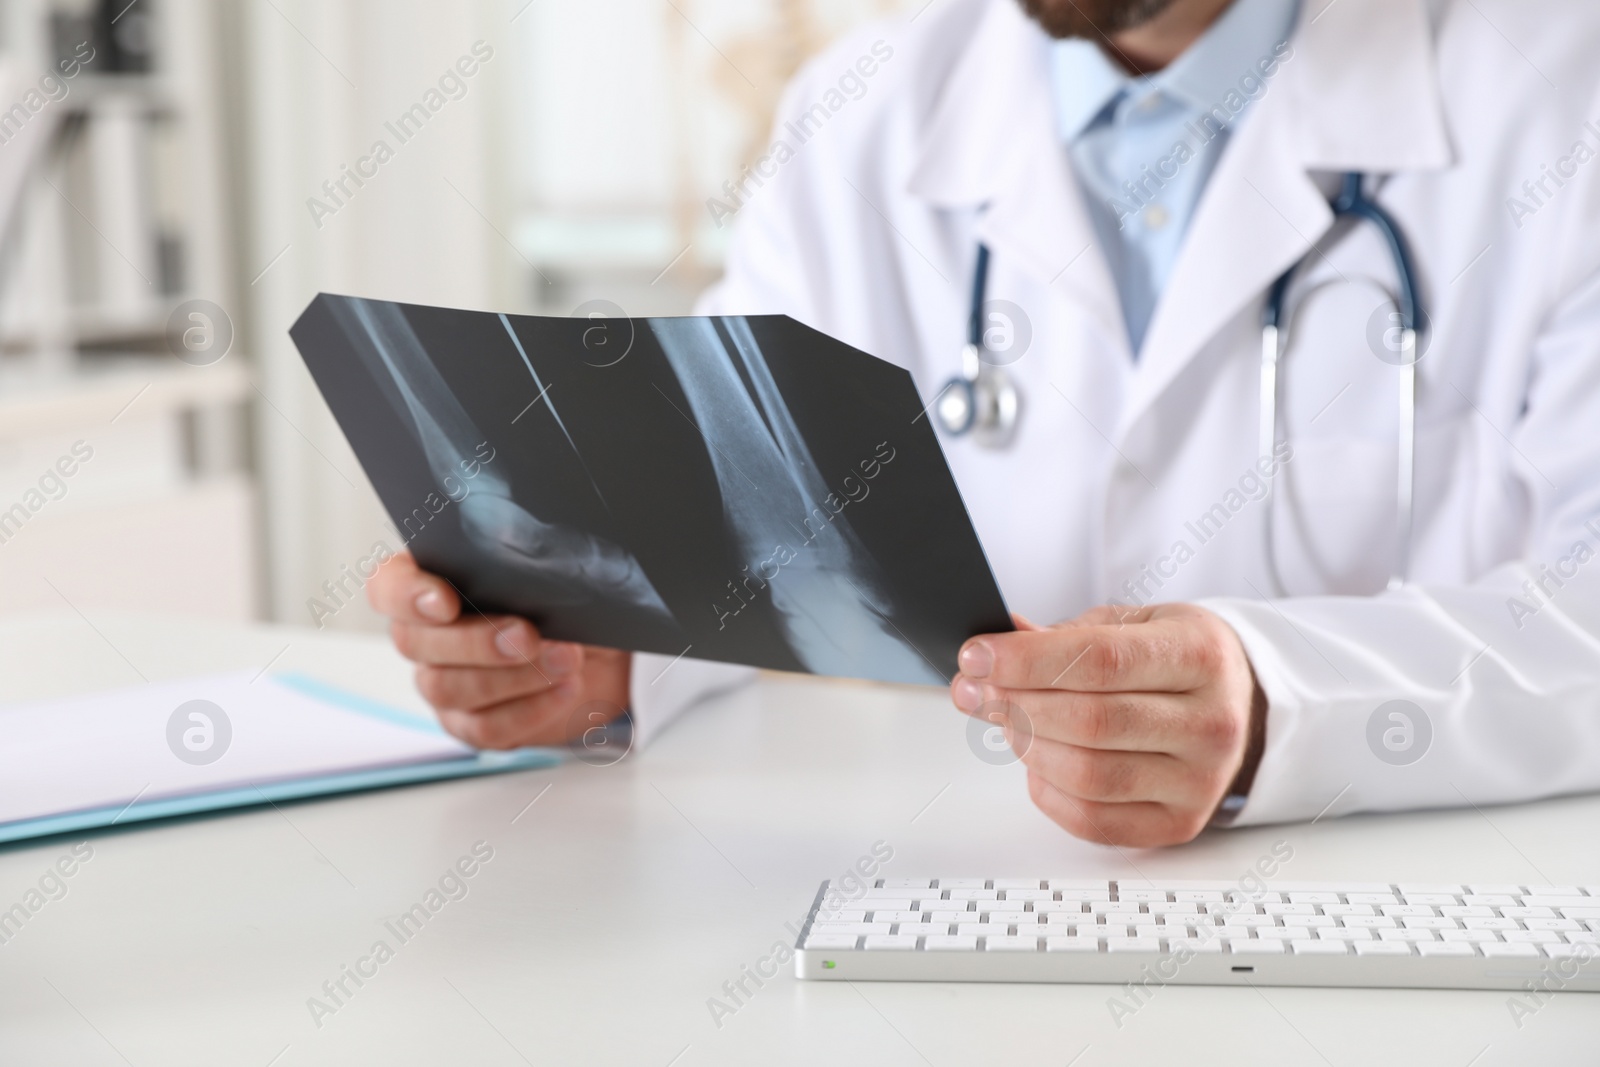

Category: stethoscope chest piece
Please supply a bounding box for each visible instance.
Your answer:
[936,244,1022,449]
[936,341,1020,448]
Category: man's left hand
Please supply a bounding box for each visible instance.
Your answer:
[951,604,1265,847]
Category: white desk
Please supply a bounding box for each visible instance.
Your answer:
[2,613,1596,1065]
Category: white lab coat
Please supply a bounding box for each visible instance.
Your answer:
[631,0,1600,828]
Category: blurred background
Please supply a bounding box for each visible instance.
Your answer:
[0,0,915,636]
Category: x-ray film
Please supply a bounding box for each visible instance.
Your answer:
[290,295,1012,685]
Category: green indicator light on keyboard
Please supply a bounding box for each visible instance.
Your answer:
[822,960,836,969]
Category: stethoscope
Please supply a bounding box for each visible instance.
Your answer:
[936,172,1428,592]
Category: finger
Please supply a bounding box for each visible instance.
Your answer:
[976,687,1192,753]
[1026,772,1209,848]
[437,689,578,749]
[1018,735,1202,806]
[958,618,1220,693]
[1011,613,1044,632]
[391,616,583,676]
[415,656,584,713]
[366,552,461,624]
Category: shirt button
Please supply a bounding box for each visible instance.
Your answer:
[1144,204,1170,230]
[1137,92,1162,113]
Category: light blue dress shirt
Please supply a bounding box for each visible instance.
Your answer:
[1050,0,1302,355]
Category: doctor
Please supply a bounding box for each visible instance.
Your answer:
[369,0,1600,846]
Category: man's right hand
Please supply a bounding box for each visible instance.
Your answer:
[366,552,632,748]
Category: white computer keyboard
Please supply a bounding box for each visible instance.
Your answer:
[794,879,1600,990]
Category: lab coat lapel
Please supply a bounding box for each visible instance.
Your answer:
[906,0,1126,351]
[1119,0,1453,438]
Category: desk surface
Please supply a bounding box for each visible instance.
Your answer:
[1,612,1596,1066]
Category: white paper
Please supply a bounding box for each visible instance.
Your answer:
[0,671,473,824]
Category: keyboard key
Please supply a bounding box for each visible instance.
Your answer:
[1544,944,1596,959]
[1276,927,1314,942]
[866,888,942,901]
[1401,894,1461,906]
[874,911,923,924]
[1300,915,1337,928]
[1441,906,1495,918]
[1033,900,1085,914]
[992,880,1045,890]
[906,923,951,936]
[1440,929,1492,943]
[881,879,933,889]
[1046,936,1102,952]
[1264,903,1319,916]
[1401,916,1458,930]
[1119,889,1170,902]
[1565,908,1600,921]
[1502,930,1561,944]
[1323,904,1376,917]
[1523,886,1584,898]
[1223,915,1280,928]
[863,935,920,951]
[1354,942,1413,956]
[1047,880,1113,892]
[1318,927,1372,941]
[860,900,914,913]
[1054,889,1114,902]
[1002,889,1054,902]
[1461,895,1517,908]
[1466,884,1525,896]
[804,934,860,950]
[1381,905,1438,918]
[1501,907,1556,919]
[1292,940,1348,955]
[1418,942,1477,957]
[1522,897,1595,910]
[1522,918,1582,932]
[1463,917,1519,930]
[1565,932,1600,944]
[1345,893,1400,905]
[1339,915,1397,929]
[812,923,892,937]
[984,912,1035,926]
[1398,884,1464,895]
[1106,938,1164,953]
[924,935,978,951]
[956,924,987,939]
[946,889,999,901]
[1480,942,1541,959]
[926,911,969,925]
[1230,940,1286,954]
[1147,902,1199,916]
[815,909,866,924]
[1175,891,1226,903]
[1379,929,1437,942]
[985,936,1041,951]
[1287,892,1341,905]
[939,879,989,889]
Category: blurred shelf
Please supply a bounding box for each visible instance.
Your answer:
[0,355,249,437]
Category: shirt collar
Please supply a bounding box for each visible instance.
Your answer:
[1050,0,1302,140]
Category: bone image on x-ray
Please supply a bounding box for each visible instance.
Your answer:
[326,297,674,620]
[649,316,942,684]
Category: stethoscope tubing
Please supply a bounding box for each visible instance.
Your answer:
[942,172,1428,596]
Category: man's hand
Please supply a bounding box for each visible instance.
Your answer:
[367,552,631,748]
[950,604,1265,847]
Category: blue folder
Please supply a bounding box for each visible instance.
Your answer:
[0,672,564,845]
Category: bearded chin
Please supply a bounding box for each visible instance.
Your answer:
[1019,0,1180,39]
